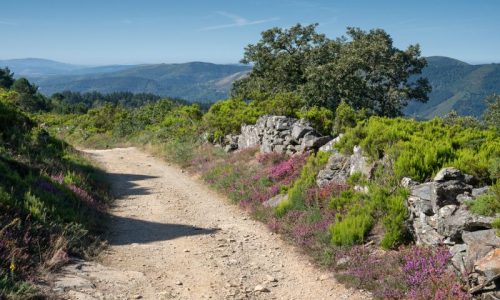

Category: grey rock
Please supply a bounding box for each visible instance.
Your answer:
[432,180,471,212]
[435,206,493,241]
[224,144,238,153]
[349,146,373,178]
[238,125,260,149]
[301,134,331,151]
[316,152,351,187]
[434,167,465,182]
[462,230,500,272]
[450,244,468,274]
[273,145,286,153]
[291,121,314,140]
[409,183,434,215]
[318,134,343,152]
[472,186,490,197]
[263,194,288,208]
[401,177,419,188]
[474,248,500,281]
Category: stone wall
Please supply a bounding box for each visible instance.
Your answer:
[405,167,499,297]
[233,115,332,154]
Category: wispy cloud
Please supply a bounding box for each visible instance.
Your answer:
[200,11,279,31]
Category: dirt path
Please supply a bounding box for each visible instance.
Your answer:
[52,147,370,300]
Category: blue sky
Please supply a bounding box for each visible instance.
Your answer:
[0,0,499,65]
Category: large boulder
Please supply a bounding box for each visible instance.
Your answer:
[434,167,465,182]
[291,120,314,140]
[319,134,343,153]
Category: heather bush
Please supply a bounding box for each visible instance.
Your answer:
[276,152,330,216]
[334,245,469,299]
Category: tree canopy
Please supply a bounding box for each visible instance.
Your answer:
[232,24,431,117]
[0,67,15,89]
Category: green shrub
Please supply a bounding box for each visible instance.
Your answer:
[380,189,410,249]
[466,182,500,216]
[202,98,261,142]
[330,204,374,246]
[492,217,500,237]
[337,116,499,183]
[333,101,366,135]
[297,106,334,135]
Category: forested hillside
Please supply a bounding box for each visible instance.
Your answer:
[405,56,500,118]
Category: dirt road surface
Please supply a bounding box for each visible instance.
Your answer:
[52,147,370,300]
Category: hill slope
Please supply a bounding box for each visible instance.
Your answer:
[29,62,250,102]
[404,56,500,118]
[1,57,499,113]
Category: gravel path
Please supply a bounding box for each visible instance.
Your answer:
[52,147,370,300]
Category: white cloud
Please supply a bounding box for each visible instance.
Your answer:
[200,11,278,31]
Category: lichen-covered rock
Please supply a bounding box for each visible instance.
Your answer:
[475,248,500,281]
[238,125,260,149]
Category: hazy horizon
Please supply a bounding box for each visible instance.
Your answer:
[1,0,499,65]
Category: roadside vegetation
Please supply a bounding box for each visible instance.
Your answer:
[0,87,111,297]
[1,23,499,299]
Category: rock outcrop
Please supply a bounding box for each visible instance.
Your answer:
[405,167,499,297]
[236,115,332,154]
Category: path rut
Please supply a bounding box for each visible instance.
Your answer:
[52,147,370,300]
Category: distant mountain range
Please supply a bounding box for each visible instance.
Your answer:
[404,56,500,118]
[1,57,499,117]
[0,58,251,103]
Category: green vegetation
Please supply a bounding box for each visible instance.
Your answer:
[233,24,430,117]
[337,117,499,183]
[0,88,110,298]
[466,182,500,216]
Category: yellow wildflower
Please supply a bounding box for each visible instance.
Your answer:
[9,261,15,273]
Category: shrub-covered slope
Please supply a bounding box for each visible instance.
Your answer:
[0,89,110,298]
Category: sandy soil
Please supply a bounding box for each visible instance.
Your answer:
[51,147,370,300]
